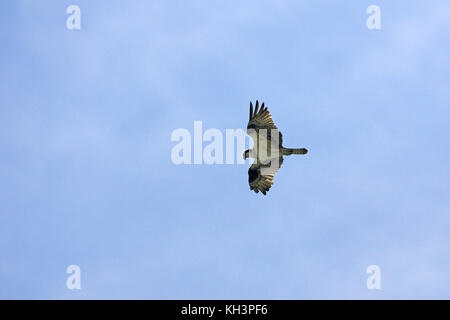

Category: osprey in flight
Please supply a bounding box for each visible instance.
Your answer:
[243,100,308,195]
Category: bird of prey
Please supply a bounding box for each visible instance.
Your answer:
[243,100,308,195]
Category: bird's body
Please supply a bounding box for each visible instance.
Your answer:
[244,101,307,195]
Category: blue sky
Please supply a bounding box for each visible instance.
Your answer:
[0,1,449,299]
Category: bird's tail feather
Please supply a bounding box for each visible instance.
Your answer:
[282,148,308,155]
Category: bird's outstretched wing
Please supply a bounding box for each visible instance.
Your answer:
[247,100,278,131]
[247,101,283,145]
[248,156,284,195]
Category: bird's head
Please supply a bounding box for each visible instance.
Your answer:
[243,149,250,160]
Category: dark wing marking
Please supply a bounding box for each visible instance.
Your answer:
[248,156,284,195]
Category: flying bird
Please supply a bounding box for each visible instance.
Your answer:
[243,100,308,195]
